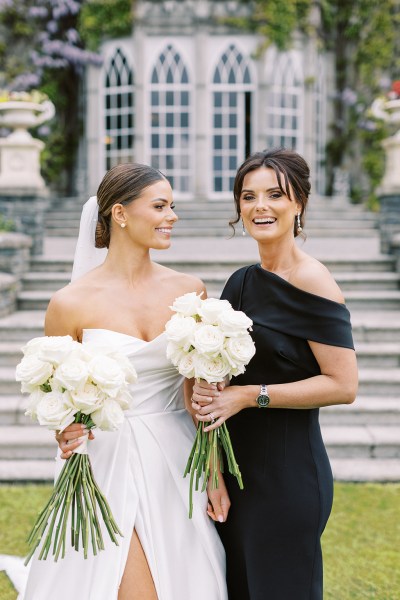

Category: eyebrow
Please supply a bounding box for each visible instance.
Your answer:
[241,187,281,193]
[151,198,169,202]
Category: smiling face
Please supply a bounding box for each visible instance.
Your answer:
[239,167,301,243]
[113,178,178,250]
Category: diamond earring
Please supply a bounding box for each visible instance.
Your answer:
[296,213,302,233]
[241,219,246,236]
[120,223,126,229]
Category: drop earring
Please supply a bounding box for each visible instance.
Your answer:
[120,223,126,229]
[296,213,302,233]
[241,219,246,236]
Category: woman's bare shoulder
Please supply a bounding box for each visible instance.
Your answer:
[156,264,206,297]
[45,276,100,336]
[290,256,345,304]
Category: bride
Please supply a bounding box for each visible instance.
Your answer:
[23,163,229,600]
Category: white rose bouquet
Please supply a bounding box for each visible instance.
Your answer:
[165,293,256,517]
[15,335,138,564]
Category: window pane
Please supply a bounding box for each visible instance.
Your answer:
[152,134,159,148]
[166,113,174,127]
[214,177,222,192]
[214,136,222,150]
[214,114,222,128]
[181,112,189,127]
[181,91,189,106]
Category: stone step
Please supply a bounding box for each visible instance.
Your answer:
[30,255,396,274]
[0,309,398,343]
[330,458,400,482]
[344,290,400,311]
[46,226,378,238]
[0,425,55,459]
[0,343,24,366]
[2,457,399,483]
[0,424,398,462]
[0,459,55,482]
[17,288,400,311]
[21,270,400,293]
[0,311,45,341]
[322,425,400,458]
[1,363,398,396]
[1,394,398,428]
[355,343,400,368]
[357,368,400,396]
[320,396,400,425]
[351,311,400,343]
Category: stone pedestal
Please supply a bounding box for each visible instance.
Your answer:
[0,191,49,255]
[378,194,400,254]
[0,136,46,190]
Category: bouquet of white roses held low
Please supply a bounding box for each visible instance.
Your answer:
[15,335,137,564]
[165,292,256,517]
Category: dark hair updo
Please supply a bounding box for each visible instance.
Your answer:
[95,163,166,248]
[231,148,311,237]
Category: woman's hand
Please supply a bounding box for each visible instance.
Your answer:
[207,474,231,523]
[192,381,248,432]
[55,423,95,459]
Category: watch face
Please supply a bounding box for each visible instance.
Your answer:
[257,394,270,407]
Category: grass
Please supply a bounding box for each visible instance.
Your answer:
[0,483,399,599]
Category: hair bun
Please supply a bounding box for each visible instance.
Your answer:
[95,215,110,248]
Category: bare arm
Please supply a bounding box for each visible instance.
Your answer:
[193,261,358,431]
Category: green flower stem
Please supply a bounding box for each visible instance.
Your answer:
[184,419,243,518]
[25,435,123,565]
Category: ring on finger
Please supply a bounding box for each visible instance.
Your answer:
[209,412,216,422]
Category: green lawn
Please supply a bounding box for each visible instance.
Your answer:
[0,483,399,599]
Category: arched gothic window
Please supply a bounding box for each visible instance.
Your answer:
[150,45,192,193]
[211,45,253,194]
[104,48,135,170]
[265,53,303,152]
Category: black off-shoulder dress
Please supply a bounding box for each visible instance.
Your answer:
[217,264,355,600]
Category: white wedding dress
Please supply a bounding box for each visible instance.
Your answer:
[24,329,227,600]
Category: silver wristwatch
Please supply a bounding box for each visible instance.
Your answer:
[256,384,270,408]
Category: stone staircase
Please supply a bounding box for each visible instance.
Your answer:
[45,195,379,238]
[0,195,399,482]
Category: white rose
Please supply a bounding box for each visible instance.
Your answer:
[70,383,105,415]
[194,354,231,384]
[91,399,125,431]
[177,352,196,378]
[21,336,48,357]
[198,298,232,325]
[37,335,79,366]
[166,341,187,367]
[15,355,54,392]
[170,291,203,317]
[223,335,256,368]
[24,388,47,420]
[193,324,225,356]
[88,356,125,397]
[36,391,77,430]
[53,358,89,392]
[218,309,253,336]
[165,314,196,349]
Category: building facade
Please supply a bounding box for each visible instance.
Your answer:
[84,0,332,198]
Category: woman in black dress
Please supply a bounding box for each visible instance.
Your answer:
[192,149,358,600]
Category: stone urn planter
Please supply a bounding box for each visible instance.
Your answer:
[0,96,55,191]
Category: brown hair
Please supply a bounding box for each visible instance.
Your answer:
[231,148,311,237]
[95,163,166,248]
